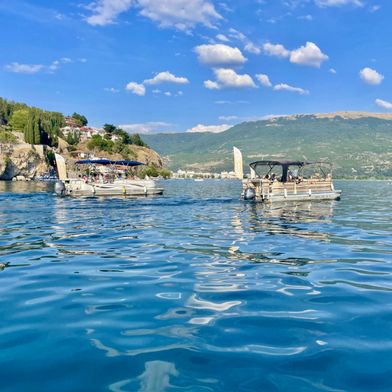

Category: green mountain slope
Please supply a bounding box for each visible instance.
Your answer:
[144,113,392,178]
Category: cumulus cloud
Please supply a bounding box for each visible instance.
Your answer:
[86,0,133,26]
[138,0,222,30]
[263,41,328,67]
[204,80,220,89]
[256,73,272,88]
[329,68,337,74]
[126,70,189,96]
[315,0,363,7]
[263,42,290,58]
[290,42,329,67]
[86,0,221,30]
[125,82,146,95]
[375,99,392,110]
[186,123,231,133]
[273,83,309,95]
[194,44,247,67]
[359,67,384,85]
[204,68,256,90]
[119,121,171,133]
[143,71,189,85]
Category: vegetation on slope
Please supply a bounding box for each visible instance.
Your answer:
[144,114,392,178]
[1,97,64,145]
[85,124,147,160]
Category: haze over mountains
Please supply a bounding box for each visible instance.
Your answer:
[144,113,392,178]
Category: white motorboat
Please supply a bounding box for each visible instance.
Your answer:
[54,154,163,197]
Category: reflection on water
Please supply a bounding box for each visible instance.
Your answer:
[1,180,392,392]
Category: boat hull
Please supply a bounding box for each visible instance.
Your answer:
[242,178,341,203]
[58,179,163,197]
[247,190,342,203]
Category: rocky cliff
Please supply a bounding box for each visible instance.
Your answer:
[0,142,50,180]
[0,140,164,180]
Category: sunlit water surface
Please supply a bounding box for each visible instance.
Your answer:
[1,180,392,391]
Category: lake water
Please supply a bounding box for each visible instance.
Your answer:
[1,180,392,392]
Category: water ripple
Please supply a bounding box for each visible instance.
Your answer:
[1,180,392,392]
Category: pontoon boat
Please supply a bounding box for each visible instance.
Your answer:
[233,147,341,203]
[54,154,163,197]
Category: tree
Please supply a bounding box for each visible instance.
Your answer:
[9,109,29,131]
[24,112,34,144]
[72,112,88,126]
[103,123,116,134]
[129,133,147,147]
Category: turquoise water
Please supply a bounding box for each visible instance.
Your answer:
[1,180,392,391]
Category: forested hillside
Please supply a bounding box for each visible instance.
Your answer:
[144,114,392,178]
[0,97,64,146]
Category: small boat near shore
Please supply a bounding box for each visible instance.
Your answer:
[54,154,163,197]
[234,147,341,203]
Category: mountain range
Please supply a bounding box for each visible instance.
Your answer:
[143,113,392,178]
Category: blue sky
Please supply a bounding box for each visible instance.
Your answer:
[1,0,391,133]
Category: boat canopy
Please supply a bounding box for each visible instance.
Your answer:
[249,160,332,182]
[249,160,332,170]
[75,159,144,166]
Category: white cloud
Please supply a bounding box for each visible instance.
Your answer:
[164,91,172,96]
[4,63,44,74]
[315,0,363,7]
[61,57,73,64]
[228,28,247,42]
[138,0,222,31]
[263,41,328,68]
[216,33,230,42]
[359,67,384,85]
[186,123,231,133]
[256,73,272,88]
[143,71,189,85]
[195,44,247,67]
[375,99,392,110]
[329,68,337,74]
[125,81,146,95]
[104,87,120,92]
[86,0,133,26]
[218,115,239,121]
[204,68,256,90]
[5,57,78,74]
[273,83,309,95]
[290,42,328,67]
[263,42,290,58]
[204,80,220,89]
[119,121,171,133]
[86,0,222,30]
[48,57,74,72]
[298,14,313,21]
[244,42,261,55]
